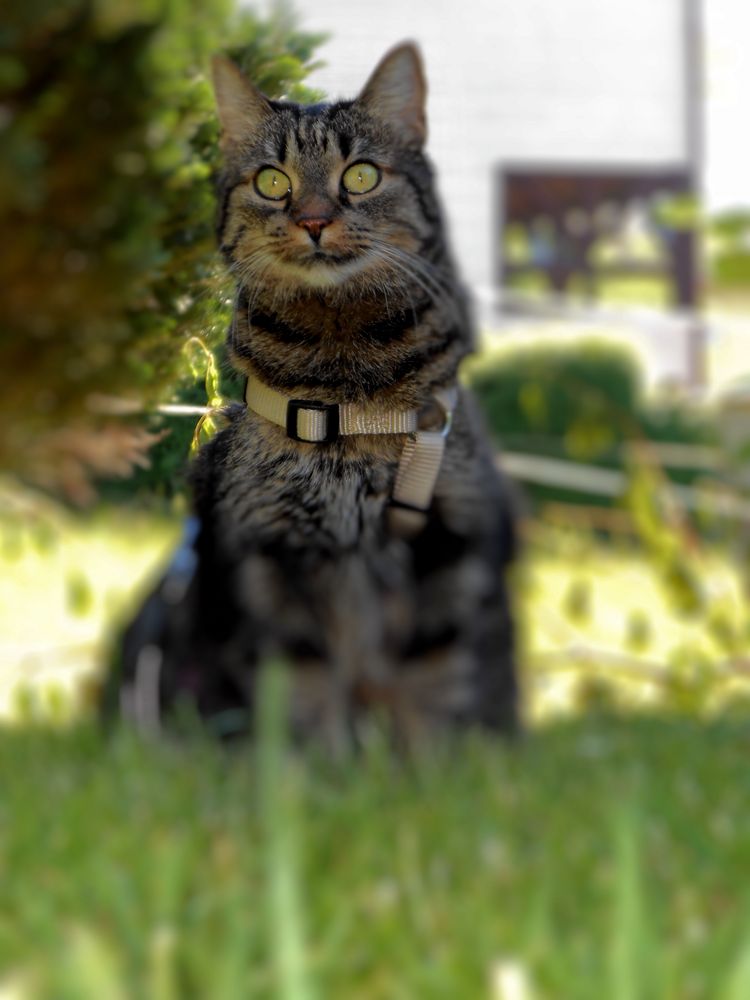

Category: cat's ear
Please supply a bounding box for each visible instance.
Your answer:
[358,42,427,147]
[211,55,272,148]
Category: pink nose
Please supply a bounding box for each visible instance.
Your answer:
[297,217,332,242]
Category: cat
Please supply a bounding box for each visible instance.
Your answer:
[106,42,519,749]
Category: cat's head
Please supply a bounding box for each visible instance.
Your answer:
[212,43,440,297]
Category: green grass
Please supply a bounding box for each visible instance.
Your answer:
[503,273,669,308]
[1,698,749,998]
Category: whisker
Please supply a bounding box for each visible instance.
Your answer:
[368,242,464,325]
[363,243,445,315]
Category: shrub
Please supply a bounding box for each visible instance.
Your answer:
[1,0,324,501]
[469,339,715,450]
[466,339,717,506]
[467,340,642,462]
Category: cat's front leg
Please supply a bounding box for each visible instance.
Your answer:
[395,513,519,738]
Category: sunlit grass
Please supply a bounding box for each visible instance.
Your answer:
[0,490,180,720]
[519,523,750,722]
[3,490,750,725]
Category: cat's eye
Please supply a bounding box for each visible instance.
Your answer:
[341,162,381,195]
[254,167,292,201]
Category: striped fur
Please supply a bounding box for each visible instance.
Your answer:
[112,44,518,747]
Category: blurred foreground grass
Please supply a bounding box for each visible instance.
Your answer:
[0,708,749,998]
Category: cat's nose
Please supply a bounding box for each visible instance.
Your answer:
[297,216,333,243]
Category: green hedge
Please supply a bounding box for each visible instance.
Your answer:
[2,0,324,498]
[466,339,716,505]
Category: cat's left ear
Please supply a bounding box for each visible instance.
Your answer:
[357,42,427,147]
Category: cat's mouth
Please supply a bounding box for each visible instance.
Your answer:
[306,249,359,266]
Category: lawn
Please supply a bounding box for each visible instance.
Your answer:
[2,496,750,998]
[0,708,749,998]
[0,493,181,720]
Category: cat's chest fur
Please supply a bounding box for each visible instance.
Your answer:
[196,411,419,687]
[210,410,403,552]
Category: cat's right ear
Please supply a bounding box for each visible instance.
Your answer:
[358,42,427,148]
[211,55,272,148]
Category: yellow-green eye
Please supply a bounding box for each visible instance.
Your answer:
[254,167,292,200]
[342,162,381,195]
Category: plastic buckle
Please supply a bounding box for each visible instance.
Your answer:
[286,399,340,442]
[434,397,453,438]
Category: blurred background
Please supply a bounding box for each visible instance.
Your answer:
[3,1,750,996]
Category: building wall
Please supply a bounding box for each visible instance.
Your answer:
[291,0,690,291]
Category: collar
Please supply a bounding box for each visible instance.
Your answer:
[243,373,458,535]
[244,374,420,443]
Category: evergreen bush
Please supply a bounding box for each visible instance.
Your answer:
[1,0,324,500]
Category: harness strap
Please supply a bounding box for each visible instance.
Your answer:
[388,386,458,536]
[244,376,457,535]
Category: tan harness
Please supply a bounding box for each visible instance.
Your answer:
[244,374,457,535]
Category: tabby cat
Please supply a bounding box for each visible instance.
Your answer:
[108,42,518,747]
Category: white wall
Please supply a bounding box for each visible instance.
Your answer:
[704,0,750,212]
[262,0,690,289]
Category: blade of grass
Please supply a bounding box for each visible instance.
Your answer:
[608,804,654,1000]
[720,927,750,1000]
[257,662,314,1000]
[58,926,127,1000]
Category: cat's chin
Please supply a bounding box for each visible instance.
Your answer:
[280,256,369,290]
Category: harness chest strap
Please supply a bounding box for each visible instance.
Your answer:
[244,375,457,531]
